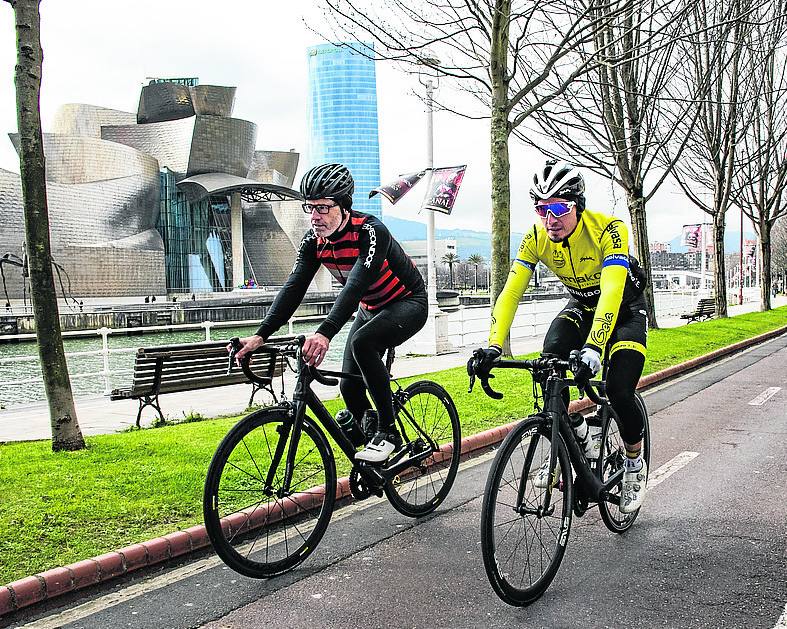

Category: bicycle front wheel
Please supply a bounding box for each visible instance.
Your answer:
[481,416,574,607]
[203,408,337,578]
[384,380,461,518]
[598,393,651,533]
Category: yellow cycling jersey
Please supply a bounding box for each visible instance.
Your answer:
[489,208,646,352]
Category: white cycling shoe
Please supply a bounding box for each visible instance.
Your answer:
[532,457,561,489]
[619,459,647,513]
[355,431,402,464]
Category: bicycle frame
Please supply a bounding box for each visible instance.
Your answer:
[493,361,624,513]
[238,339,440,500]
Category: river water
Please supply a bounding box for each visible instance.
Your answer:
[0,321,350,408]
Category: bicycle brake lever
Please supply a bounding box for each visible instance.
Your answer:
[227,337,242,375]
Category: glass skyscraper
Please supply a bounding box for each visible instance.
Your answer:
[307,43,382,218]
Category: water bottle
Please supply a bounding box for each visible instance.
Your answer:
[336,409,365,448]
[570,412,601,460]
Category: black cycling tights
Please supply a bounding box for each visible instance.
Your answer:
[340,295,428,431]
[543,298,647,445]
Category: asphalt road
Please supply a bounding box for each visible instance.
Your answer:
[7,334,787,629]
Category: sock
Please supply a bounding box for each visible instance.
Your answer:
[624,445,643,472]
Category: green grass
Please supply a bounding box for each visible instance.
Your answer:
[0,306,785,584]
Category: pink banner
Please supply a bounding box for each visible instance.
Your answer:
[681,224,702,251]
[369,171,426,205]
[422,165,467,214]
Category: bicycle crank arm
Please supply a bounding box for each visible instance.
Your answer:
[380,448,434,478]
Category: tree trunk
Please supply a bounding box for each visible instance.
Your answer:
[10,0,85,451]
[759,221,771,311]
[626,191,658,329]
[712,210,728,317]
[490,0,512,355]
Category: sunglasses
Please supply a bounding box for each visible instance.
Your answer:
[302,202,338,215]
[534,201,576,218]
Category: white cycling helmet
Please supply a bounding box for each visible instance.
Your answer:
[530,159,586,214]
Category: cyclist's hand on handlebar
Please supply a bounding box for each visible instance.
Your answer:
[570,347,600,384]
[229,335,264,365]
[303,332,330,367]
[475,346,502,377]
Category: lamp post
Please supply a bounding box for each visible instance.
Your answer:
[414,60,452,354]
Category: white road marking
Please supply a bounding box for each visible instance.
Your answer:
[748,387,781,406]
[647,451,699,488]
[773,603,787,628]
[16,451,497,629]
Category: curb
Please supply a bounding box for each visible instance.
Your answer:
[2,324,785,616]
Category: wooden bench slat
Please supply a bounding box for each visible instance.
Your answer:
[110,335,295,425]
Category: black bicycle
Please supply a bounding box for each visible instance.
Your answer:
[203,335,461,578]
[468,349,650,606]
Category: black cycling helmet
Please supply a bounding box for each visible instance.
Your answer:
[300,163,354,210]
[529,159,586,215]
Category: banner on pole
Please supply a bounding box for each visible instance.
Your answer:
[421,165,467,214]
[681,224,702,251]
[369,171,426,204]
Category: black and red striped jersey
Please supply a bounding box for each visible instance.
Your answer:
[256,211,425,340]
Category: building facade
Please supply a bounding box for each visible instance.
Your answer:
[0,79,310,299]
[307,43,382,218]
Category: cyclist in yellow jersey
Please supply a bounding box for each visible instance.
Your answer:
[479,159,649,513]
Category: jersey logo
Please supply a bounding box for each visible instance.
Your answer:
[580,255,594,262]
[590,312,615,346]
[605,221,623,249]
[362,222,377,268]
[552,249,566,269]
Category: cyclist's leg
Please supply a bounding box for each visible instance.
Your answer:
[605,296,648,512]
[339,307,374,422]
[352,295,427,461]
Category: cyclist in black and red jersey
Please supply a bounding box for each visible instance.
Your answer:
[233,163,427,463]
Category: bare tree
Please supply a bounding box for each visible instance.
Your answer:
[730,3,787,311]
[772,215,787,292]
[517,0,704,328]
[5,0,85,450]
[666,0,765,318]
[317,0,662,352]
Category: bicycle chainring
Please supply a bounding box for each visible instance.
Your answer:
[349,467,373,501]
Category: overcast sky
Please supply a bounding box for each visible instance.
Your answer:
[0,1,739,244]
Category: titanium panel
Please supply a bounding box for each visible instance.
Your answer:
[102,117,196,175]
[187,115,257,178]
[250,150,299,186]
[137,82,195,124]
[190,85,235,117]
[52,104,136,137]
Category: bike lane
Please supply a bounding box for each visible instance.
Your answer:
[6,334,787,629]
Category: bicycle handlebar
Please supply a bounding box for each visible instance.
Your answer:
[228,335,341,388]
[467,348,605,403]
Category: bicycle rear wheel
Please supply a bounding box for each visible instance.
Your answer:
[598,393,651,533]
[383,380,461,518]
[203,408,337,578]
[481,416,574,607]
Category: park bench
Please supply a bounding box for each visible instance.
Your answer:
[110,336,293,427]
[680,297,716,324]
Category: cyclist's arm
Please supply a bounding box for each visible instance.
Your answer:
[315,220,390,340]
[255,232,320,339]
[488,229,538,348]
[585,220,629,353]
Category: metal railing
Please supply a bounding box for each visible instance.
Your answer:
[0,315,322,397]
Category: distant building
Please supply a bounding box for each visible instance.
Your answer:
[401,239,457,268]
[307,43,382,218]
[649,241,671,253]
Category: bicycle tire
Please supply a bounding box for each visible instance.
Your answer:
[598,392,651,533]
[481,416,574,607]
[203,407,337,578]
[384,380,461,518]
